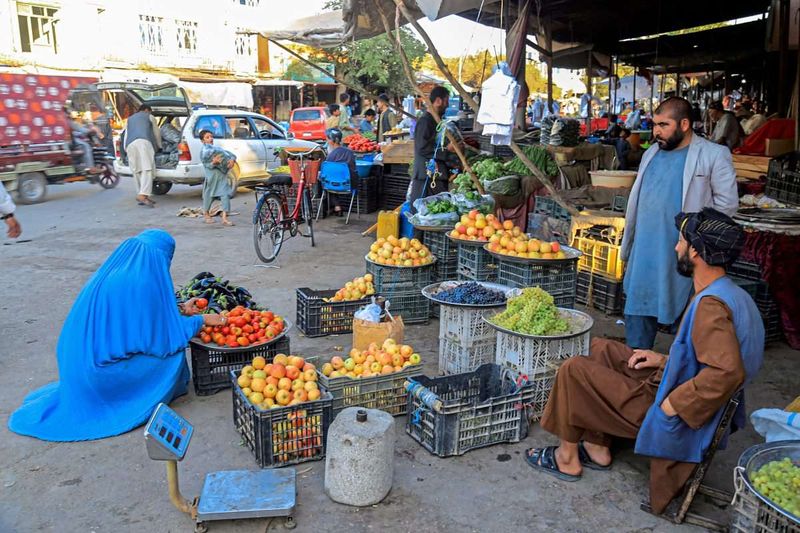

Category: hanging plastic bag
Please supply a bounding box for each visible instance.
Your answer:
[482,175,521,196]
[354,302,382,323]
[751,409,800,442]
[451,192,495,215]
[409,192,460,226]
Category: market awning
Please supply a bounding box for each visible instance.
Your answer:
[252,0,500,48]
[254,80,305,88]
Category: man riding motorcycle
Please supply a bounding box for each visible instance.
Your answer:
[67,111,102,174]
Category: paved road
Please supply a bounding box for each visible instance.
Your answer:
[0,177,796,532]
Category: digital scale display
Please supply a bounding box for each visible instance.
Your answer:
[144,403,193,461]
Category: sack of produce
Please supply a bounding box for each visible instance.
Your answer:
[410,192,460,226]
[451,192,495,215]
[482,175,521,196]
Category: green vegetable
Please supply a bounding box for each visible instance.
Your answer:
[472,158,505,181]
[490,287,568,335]
[451,173,477,194]
[426,199,458,214]
[504,145,558,177]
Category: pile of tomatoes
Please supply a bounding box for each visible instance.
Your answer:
[198,305,285,348]
[346,134,380,153]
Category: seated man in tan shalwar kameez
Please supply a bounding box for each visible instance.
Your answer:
[525,208,765,515]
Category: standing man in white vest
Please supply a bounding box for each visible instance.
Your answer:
[124,104,161,207]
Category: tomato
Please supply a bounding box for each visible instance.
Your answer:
[196,298,208,310]
[226,335,237,344]
[235,317,247,328]
[243,324,254,334]
[265,326,276,338]
[248,333,257,342]
[262,311,274,322]
[243,312,252,322]
[237,336,250,347]
[257,329,266,338]
[201,334,212,343]
[222,326,230,335]
[228,308,241,317]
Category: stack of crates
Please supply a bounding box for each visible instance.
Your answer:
[381,163,412,210]
[437,303,500,375]
[728,259,783,343]
[527,196,573,245]
[495,258,578,308]
[572,224,625,315]
[356,171,380,214]
[422,229,459,318]
[766,151,800,206]
[366,259,434,324]
[456,241,497,282]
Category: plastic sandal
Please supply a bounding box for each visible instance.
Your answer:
[578,441,612,471]
[525,446,581,482]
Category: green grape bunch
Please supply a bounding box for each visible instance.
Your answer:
[751,457,800,517]
[490,287,569,335]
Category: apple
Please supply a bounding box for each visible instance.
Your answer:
[409,353,421,365]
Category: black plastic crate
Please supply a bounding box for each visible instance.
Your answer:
[231,371,334,468]
[422,230,459,282]
[296,288,369,337]
[383,163,411,176]
[729,277,761,300]
[576,272,624,315]
[285,183,325,219]
[755,295,783,344]
[356,173,380,214]
[478,135,515,158]
[405,364,552,457]
[190,336,290,396]
[457,242,497,281]
[612,194,628,213]
[728,259,764,282]
[766,152,800,205]
[533,195,572,222]
[495,258,578,308]
[318,363,423,416]
[384,288,431,324]
[366,260,435,292]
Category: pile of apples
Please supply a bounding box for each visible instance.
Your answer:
[449,210,509,242]
[271,410,324,462]
[366,236,435,267]
[320,339,421,380]
[328,274,376,302]
[237,354,321,410]
[199,306,285,348]
[487,234,566,260]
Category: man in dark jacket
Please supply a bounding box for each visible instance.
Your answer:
[375,93,397,143]
[124,104,161,207]
[409,86,457,212]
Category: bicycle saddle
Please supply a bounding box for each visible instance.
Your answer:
[265,174,293,187]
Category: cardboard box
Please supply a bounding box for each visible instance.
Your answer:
[381,140,415,164]
[765,138,795,157]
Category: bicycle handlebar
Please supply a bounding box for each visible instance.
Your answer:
[275,145,325,158]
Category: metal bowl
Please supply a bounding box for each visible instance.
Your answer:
[411,224,455,232]
[737,440,800,524]
[483,243,582,265]
[483,307,594,340]
[421,280,514,308]
[191,318,292,351]
[446,233,489,247]
[365,254,437,269]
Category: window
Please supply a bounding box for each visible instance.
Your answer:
[234,30,255,60]
[139,15,166,55]
[17,4,58,54]
[194,115,228,139]
[251,117,283,140]
[175,19,198,56]
[227,117,256,139]
[292,109,321,122]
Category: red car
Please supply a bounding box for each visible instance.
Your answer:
[289,106,329,142]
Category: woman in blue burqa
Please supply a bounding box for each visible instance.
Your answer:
[8,229,226,441]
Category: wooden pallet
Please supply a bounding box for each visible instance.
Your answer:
[732,154,770,180]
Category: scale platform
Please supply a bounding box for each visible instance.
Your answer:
[197,468,296,522]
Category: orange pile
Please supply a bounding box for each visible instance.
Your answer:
[320,339,421,379]
[237,354,320,410]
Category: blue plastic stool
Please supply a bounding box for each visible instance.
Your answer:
[316,161,359,224]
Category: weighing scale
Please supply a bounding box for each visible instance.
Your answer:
[144,403,297,532]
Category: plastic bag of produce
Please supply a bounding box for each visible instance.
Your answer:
[751,408,800,442]
[409,192,460,226]
[452,192,495,215]
[482,175,520,196]
[352,315,405,352]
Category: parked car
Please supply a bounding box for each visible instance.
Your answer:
[289,106,329,143]
[107,82,318,195]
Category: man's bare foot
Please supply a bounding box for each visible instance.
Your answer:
[204,216,215,224]
[581,441,612,467]
[554,446,583,476]
[222,218,235,226]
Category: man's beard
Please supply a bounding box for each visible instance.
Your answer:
[656,128,685,151]
[676,249,694,278]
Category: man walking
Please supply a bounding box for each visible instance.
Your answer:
[621,97,738,350]
[0,180,21,238]
[124,104,161,207]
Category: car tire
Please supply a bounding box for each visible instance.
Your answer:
[17,172,47,204]
[152,181,172,195]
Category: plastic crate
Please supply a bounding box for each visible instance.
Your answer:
[612,194,628,213]
[366,260,435,292]
[230,372,334,468]
[574,225,623,246]
[576,272,625,315]
[439,303,500,348]
[422,230,458,282]
[729,276,761,300]
[766,152,800,206]
[534,195,572,222]
[383,163,411,176]
[728,259,764,282]
[572,235,625,281]
[190,336,290,396]
[356,173,380,214]
[495,327,591,377]
[439,337,496,375]
[295,288,369,337]
[285,183,324,218]
[729,441,800,533]
[478,135,515,158]
[495,258,578,307]
[457,242,497,281]
[318,364,424,416]
[405,364,556,457]
[756,295,783,344]
[385,288,431,325]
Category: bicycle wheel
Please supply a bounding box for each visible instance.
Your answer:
[297,187,315,247]
[253,193,285,263]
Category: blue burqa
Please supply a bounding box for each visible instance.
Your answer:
[8,229,204,442]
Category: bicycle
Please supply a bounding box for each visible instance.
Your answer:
[252,146,323,263]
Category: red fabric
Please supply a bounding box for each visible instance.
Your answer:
[739,230,800,349]
[734,119,795,156]
[497,193,536,230]
[580,118,610,136]
[0,73,96,146]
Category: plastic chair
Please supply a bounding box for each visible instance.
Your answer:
[316,161,359,224]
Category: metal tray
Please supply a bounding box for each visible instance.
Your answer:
[191,318,292,351]
[412,224,455,232]
[446,233,490,247]
[483,243,582,264]
[365,254,438,269]
[421,281,514,308]
[483,308,594,340]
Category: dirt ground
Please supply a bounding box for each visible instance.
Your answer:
[0,179,796,533]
